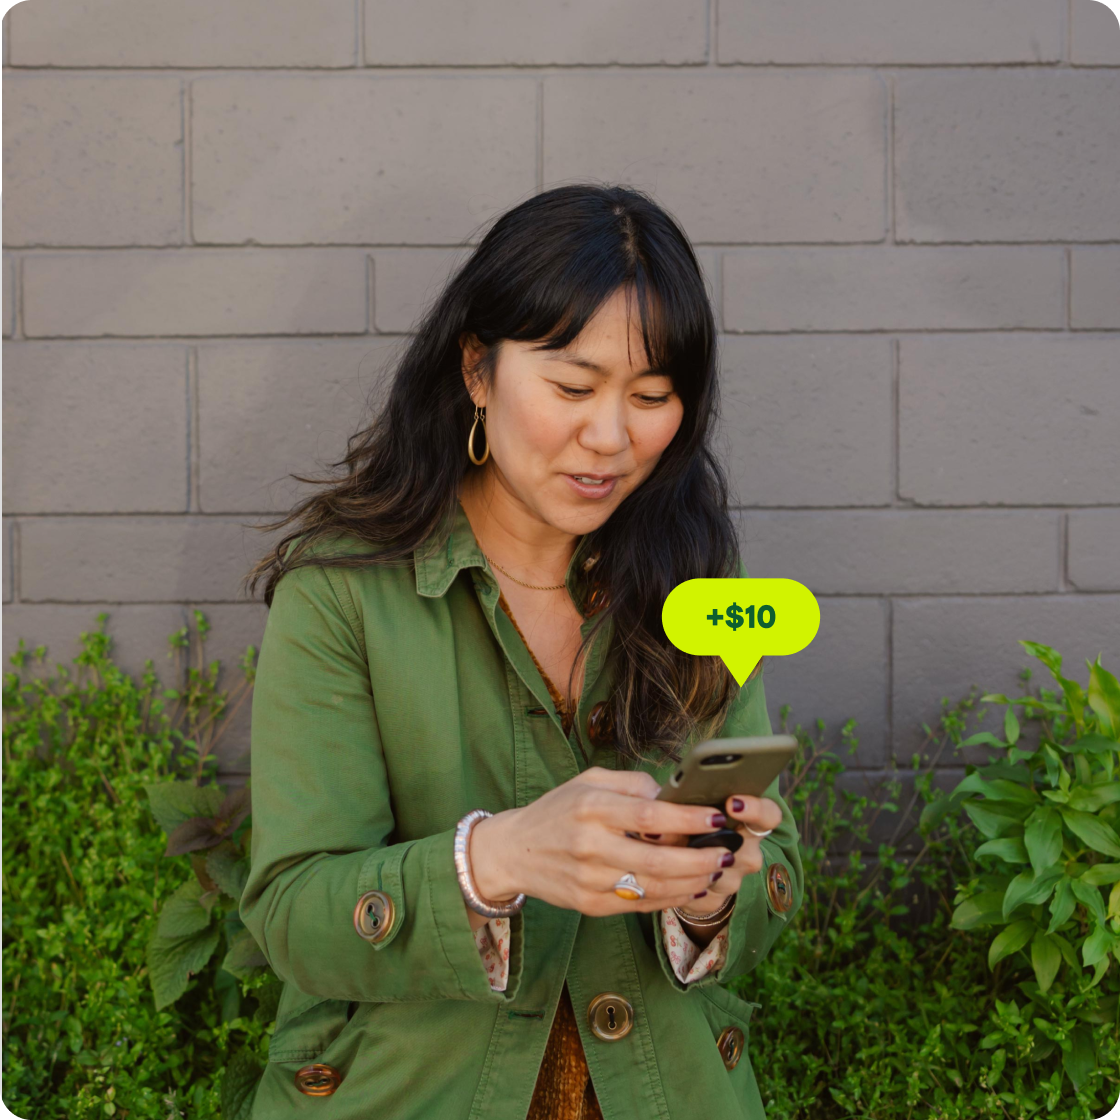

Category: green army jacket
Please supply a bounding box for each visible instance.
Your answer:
[240,498,804,1120]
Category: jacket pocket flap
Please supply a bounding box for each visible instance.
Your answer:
[269,986,352,1064]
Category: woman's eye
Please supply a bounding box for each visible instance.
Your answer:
[557,385,670,404]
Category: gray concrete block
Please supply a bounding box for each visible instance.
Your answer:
[543,72,886,244]
[192,75,537,245]
[3,343,189,514]
[718,0,1062,63]
[723,247,1064,332]
[3,518,13,603]
[736,510,1059,594]
[719,334,893,507]
[895,71,1120,243]
[1071,0,1120,65]
[899,335,1120,506]
[2,602,191,688]
[197,340,400,512]
[365,0,706,64]
[763,596,890,767]
[9,0,355,67]
[3,253,13,338]
[892,595,1120,764]
[1068,509,1120,591]
[19,516,287,603]
[373,247,474,334]
[1071,248,1120,329]
[3,76,182,247]
[23,250,368,338]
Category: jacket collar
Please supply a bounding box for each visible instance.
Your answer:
[413,498,600,602]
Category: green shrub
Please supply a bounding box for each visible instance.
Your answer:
[743,644,1120,1120]
[6,614,1118,1119]
[2,613,270,1120]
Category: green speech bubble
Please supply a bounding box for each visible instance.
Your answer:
[662,578,821,686]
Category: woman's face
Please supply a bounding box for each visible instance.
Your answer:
[461,287,685,538]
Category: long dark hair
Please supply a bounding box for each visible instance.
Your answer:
[243,183,749,768]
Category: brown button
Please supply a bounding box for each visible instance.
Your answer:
[353,889,395,943]
[766,862,793,914]
[295,1064,342,1096]
[587,701,614,747]
[716,1026,745,1070]
[587,992,634,1041]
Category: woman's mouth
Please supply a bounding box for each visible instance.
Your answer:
[564,474,618,499]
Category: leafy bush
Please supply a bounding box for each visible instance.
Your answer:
[5,614,1117,1120]
[742,643,1120,1119]
[2,613,270,1120]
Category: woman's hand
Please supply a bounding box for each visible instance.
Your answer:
[638,792,784,919]
[469,766,765,918]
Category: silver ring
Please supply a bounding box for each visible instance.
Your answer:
[613,872,645,901]
[744,825,773,838]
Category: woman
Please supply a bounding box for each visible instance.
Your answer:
[240,183,803,1120]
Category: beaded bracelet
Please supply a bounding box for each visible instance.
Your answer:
[454,809,527,919]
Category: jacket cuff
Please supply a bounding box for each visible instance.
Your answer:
[422,826,525,1002]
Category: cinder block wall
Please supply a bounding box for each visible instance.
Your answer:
[3,0,1118,790]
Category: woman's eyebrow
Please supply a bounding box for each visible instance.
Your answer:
[540,351,667,378]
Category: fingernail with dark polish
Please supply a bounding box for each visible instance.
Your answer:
[731,797,745,812]
[720,852,735,867]
[693,891,708,899]
[709,812,727,828]
[643,833,662,840]
[709,871,723,884]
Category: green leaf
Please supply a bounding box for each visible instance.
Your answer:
[1003,866,1064,920]
[1004,708,1021,745]
[1071,878,1108,925]
[145,924,221,1011]
[1030,932,1062,993]
[1047,878,1077,934]
[1020,641,1063,677]
[1068,783,1120,813]
[952,891,1006,930]
[1083,925,1115,969]
[1023,806,1063,873]
[220,928,269,980]
[1051,932,1080,971]
[165,816,223,857]
[1062,1025,1097,1091]
[1069,734,1120,755]
[1081,863,1120,886]
[156,878,214,940]
[220,1046,264,1120]
[974,837,1029,864]
[206,844,251,901]
[963,801,1029,841]
[144,781,226,836]
[1060,807,1120,859]
[986,779,1038,805]
[1087,656,1120,737]
[988,920,1035,969]
[959,732,1007,749]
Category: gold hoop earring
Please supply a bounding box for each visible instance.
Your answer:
[467,405,490,466]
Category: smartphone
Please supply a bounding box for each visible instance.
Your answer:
[655,735,797,852]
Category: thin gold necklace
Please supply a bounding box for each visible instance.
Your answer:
[481,551,566,590]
